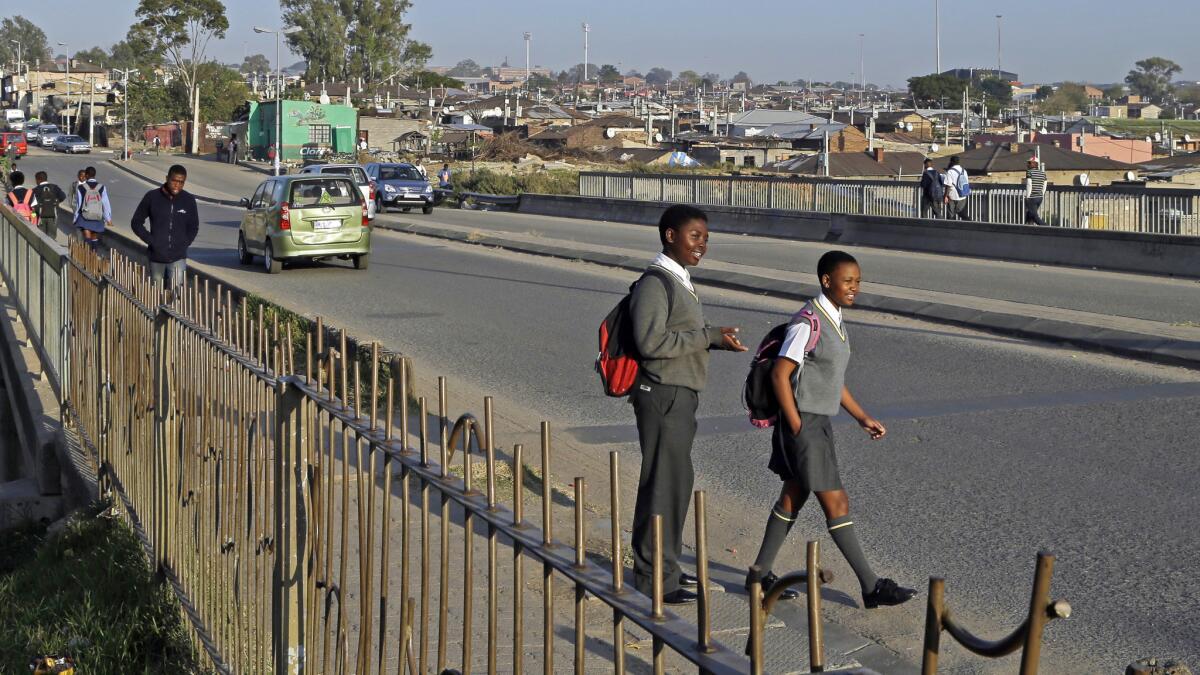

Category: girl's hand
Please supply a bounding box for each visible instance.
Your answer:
[860,417,886,440]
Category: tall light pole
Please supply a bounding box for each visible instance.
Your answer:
[934,0,941,75]
[57,42,69,132]
[113,68,138,160]
[582,22,590,87]
[9,40,23,115]
[995,15,1003,77]
[858,33,865,107]
[523,32,531,91]
[254,25,301,176]
[9,39,20,78]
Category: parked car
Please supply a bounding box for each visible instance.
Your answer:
[0,132,28,157]
[363,162,434,214]
[53,135,91,153]
[38,125,62,147]
[24,124,42,143]
[295,163,376,220]
[236,175,371,274]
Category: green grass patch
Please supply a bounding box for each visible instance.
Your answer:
[0,504,209,674]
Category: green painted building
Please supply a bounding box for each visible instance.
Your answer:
[247,100,359,162]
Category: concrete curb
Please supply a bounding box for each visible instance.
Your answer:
[107,159,244,207]
[375,220,1200,370]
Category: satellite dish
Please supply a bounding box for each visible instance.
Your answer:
[319,90,331,105]
[1154,132,1162,142]
[1186,134,1193,143]
[1145,136,1152,144]
[905,122,914,132]
[930,143,940,153]
[605,128,616,138]
[1125,170,1137,181]
[654,132,663,142]
[1040,127,1049,134]
[1076,173,1090,187]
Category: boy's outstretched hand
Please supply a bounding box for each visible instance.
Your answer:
[719,327,748,352]
[860,417,886,440]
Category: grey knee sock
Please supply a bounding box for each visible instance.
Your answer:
[827,515,879,594]
[751,501,802,576]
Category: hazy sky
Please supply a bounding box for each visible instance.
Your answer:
[16,0,1200,87]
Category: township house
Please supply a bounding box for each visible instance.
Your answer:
[771,149,927,178]
[831,110,936,141]
[955,142,1137,185]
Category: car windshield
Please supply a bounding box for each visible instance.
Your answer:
[290,178,360,207]
[379,166,423,181]
[59,136,83,142]
[321,167,368,185]
[41,126,58,133]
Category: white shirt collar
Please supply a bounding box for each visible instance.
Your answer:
[816,292,843,327]
[650,252,694,291]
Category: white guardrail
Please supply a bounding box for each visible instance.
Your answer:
[579,172,1200,236]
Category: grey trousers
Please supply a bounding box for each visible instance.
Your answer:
[630,379,699,596]
[149,259,188,289]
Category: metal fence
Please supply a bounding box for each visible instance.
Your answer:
[0,203,68,395]
[579,171,1200,236]
[63,243,777,674]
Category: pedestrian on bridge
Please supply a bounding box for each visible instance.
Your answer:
[746,250,916,609]
[919,158,944,219]
[32,171,67,240]
[72,166,112,251]
[628,204,748,605]
[131,164,199,290]
[1024,156,1048,226]
[943,156,970,221]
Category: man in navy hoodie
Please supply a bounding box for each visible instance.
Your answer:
[131,165,199,289]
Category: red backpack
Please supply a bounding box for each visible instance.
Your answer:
[743,306,821,428]
[596,269,674,397]
[8,189,34,221]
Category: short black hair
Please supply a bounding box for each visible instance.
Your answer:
[817,250,858,282]
[658,204,707,246]
[949,155,960,165]
[84,166,97,179]
[168,164,187,178]
[923,158,933,165]
[34,171,47,182]
[9,171,24,186]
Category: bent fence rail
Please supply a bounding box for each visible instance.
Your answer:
[62,243,762,673]
[579,171,1200,236]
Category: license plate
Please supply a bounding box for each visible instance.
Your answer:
[313,219,341,230]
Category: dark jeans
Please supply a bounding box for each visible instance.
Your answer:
[921,198,943,219]
[1025,197,1046,226]
[630,379,699,596]
[37,214,58,239]
[948,199,970,221]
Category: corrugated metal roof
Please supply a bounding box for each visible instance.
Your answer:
[960,142,1136,173]
[727,110,826,126]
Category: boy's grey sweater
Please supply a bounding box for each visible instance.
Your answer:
[630,266,724,392]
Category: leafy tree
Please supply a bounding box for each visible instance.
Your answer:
[731,70,752,85]
[597,64,621,84]
[123,72,176,131]
[240,53,272,74]
[623,69,643,78]
[562,63,597,82]
[448,59,483,77]
[1102,84,1125,101]
[907,73,966,105]
[526,73,555,90]
[130,0,229,132]
[282,0,430,85]
[645,67,672,85]
[72,47,110,66]
[405,70,464,90]
[1040,82,1089,115]
[107,38,159,72]
[169,61,249,122]
[980,77,1012,104]
[1125,57,1181,101]
[0,16,52,67]
[700,72,721,88]
[1035,85,1054,101]
[677,70,700,87]
[1177,85,1200,106]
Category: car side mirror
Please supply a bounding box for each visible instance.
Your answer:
[239,197,251,208]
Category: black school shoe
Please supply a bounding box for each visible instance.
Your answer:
[743,571,800,601]
[679,572,699,588]
[863,578,917,608]
[662,588,698,605]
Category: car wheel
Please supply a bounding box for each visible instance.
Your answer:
[237,232,253,264]
[353,253,369,270]
[264,240,282,274]
[422,204,433,215]
[376,198,386,214]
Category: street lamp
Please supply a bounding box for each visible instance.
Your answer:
[113,68,138,161]
[995,15,1003,77]
[57,42,69,132]
[858,33,865,107]
[253,25,302,176]
[523,32,531,93]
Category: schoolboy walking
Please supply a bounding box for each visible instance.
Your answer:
[32,171,67,239]
[73,166,112,249]
[6,171,36,222]
[746,250,916,608]
[629,204,747,604]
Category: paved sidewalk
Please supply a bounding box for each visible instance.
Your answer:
[109,155,1200,369]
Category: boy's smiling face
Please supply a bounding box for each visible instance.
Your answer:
[822,261,861,308]
[663,217,709,268]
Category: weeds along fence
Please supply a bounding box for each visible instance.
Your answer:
[579,171,1200,235]
[63,241,758,674]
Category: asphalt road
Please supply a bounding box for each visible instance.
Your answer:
[25,148,1200,672]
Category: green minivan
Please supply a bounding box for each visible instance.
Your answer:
[237,175,372,274]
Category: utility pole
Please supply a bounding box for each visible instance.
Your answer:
[88,75,95,146]
[582,23,590,88]
[858,33,865,107]
[254,25,302,175]
[191,83,200,155]
[114,68,138,160]
[996,15,1003,77]
[524,32,531,92]
[57,42,70,132]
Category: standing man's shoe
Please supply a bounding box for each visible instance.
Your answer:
[862,578,916,608]
[679,572,699,588]
[744,571,800,601]
[662,589,699,605]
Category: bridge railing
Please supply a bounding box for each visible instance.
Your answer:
[579,171,1200,236]
[62,243,762,674]
[0,202,68,396]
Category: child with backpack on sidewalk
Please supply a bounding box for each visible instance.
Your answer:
[73,166,112,249]
[32,171,67,239]
[744,250,916,609]
[5,171,36,222]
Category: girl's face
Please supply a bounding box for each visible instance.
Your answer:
[822,262,861,308]
[664,218,709,268]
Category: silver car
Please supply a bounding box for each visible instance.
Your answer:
[53,135,91,153]
[296,164,376,220]
[25,124,42,142]
[38,125,62,147]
